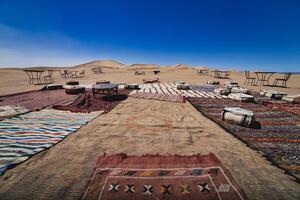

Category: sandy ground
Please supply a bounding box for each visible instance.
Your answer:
[0,67,300,96]
[0,66,300,199]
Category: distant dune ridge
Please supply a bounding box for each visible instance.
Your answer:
[162,64,190,69]
[127,63,159,70]
[1,59,214,70]
[173,64,190,69]
[74,59,125,69]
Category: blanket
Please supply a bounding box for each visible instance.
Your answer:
[0,89,76,111]
[82,153,248,200]
[0,109,102,175]
[53,89,131,113]
[129,83,223,99]
[188,97,300,181]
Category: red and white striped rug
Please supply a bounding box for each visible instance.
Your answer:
[129,83,224,102]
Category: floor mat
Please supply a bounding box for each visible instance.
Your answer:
[53,89,131,113]
[0,105,29,120]
[0,89,76,111]
[130,83,223,99]
[82,153,248,200]
[0,109,102,175]
[261,100,300,116]
[188,97,300,181]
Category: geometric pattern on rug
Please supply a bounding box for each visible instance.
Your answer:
[0,89,76,111]
[53,89,131,113]
[129,83,224,99]
[0,109,102,175]
[188,97,300,181]
[0,105,29,120]
[82,153,248,200]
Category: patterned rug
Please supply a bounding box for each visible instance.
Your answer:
[53,89,131,113]
[129,83,223,99]
[0,105,29,120]
[188,98,300,181]
[82,153,248,200]
[261,100,300,116]
[0,109,102,175]
[0,89,76,111]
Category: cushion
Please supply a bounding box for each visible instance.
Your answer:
[231,87,249,94]
[125,84,140,89]
[45,84,64,90]
[222,107,254,127]
[65,86,85,95]
[174,80,185,85]
[228,93,254,102]
[214,88,230,95]
[207,80,220,85]
[225,81,239,86]
[264,90,287,99]
[177,84,190,90]
[260,90,287,99]
[282,94,300,103]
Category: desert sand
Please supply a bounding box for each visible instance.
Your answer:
[0,62,300,96]
[0,61,299,200]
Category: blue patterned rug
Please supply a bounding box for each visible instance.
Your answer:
[0,109,102,175]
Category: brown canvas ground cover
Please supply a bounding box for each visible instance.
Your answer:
[130,92,184,103]
[188,97,300,181]
[0,89,76,111]
[82,153,248,200]
[53,89,131,113]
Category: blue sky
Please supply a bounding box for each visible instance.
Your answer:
[0,0,299,71]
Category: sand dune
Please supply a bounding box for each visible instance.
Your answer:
[173,63,190,69]
[127,63,159,70]
[161,64,190,70]
[73,59,125,69]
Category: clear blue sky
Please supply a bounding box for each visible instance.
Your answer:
[0,0,299,71]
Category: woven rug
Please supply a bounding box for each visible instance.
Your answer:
[0,105,29,120]
[82,153,247,200]
[129,83,223,99]
[188,97,300,181]
[53,89,131,113]
[0,89,76,111]
[0,109,102,175]
[261,100,300,116]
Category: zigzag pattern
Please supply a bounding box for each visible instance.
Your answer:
[129,83,224,99]
[0,109,102,175]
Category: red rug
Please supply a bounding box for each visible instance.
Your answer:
[53,89,131,113]
[188,97,300,181]
[82,153,248,200]
[0,89,75,111]
[262,100,300,116]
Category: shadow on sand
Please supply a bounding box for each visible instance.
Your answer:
[101,94,128,102]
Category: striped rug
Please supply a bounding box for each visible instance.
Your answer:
[0,109,102,175]
[129,83,223,99]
